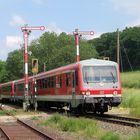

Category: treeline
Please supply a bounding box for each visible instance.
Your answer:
[0,27,140,83]
[0,32,97,82]
[89,27,140,71]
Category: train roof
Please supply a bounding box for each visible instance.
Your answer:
[34,58,118,79]
[79,58,118,66]
[0,58,118,85]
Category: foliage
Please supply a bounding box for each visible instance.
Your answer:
[31,116,39,120]
[6,50,24,81]
[29,32,98,73]
[121,88,140,117]
[121,71,140,88]
[0,60,8,82]
[89,32,117,62]
[89,27,140,70]
[0,110,7,116]
[127,127,140,140]
[40,113,99,138]
[101,132,120,140]
[0,26,140,82]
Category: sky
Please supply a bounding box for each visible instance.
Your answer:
[0,0,140,61]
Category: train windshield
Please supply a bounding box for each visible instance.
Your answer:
[83,66,118,83]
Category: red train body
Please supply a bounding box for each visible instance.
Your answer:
[0,59,122,114]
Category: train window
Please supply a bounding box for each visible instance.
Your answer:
[50,76,56,88]
[45,78,48,88]
[75,71,78,86]
[52,76,56,88]
[14,85,16,92]
[83,66,118,83]
[47,77,51,88]
[29,82,31,91]
[41,79,45,89]
[72,72,75,88]
[59,75,62,87]
[2,86,12,92]
[37,80,41,89]
[66,73,70,86]
[17,83,24,91]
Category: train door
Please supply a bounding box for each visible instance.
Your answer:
[71,71,76,108]
[11,81,15,101]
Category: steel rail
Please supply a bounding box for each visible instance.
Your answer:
[91,114,140,127]
[0,105,55,140]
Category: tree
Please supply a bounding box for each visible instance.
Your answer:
[6,50,24,80]
[0,60,8,82]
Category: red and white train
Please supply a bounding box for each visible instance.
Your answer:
[0,58,122,114]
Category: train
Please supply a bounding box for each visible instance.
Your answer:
[0,58,122,114]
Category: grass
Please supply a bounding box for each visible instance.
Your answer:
[31,116,39,120]
[101,132,120,140]
[36,113,140,140]
[127,127,140,140]
[120,88,140,117]
[121,71,140,88]
[120,71,140,117]
[0,109,18,116]
[0,110,7,116]
[40,113,102,139]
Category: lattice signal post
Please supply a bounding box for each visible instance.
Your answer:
[21,25,45,111]
[73,29,94,62]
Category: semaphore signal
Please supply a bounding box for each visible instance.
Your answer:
[73,29,94,62]
[21,25,45,111]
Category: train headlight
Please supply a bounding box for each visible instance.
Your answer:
[113,91,118,96]
[82,92,85,95]
[86,91,90,96]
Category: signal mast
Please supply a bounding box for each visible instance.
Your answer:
[73,29,94,62]
[21,25,45,111]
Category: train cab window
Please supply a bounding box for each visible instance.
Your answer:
[66,73,70,86]
[83,66,118,83]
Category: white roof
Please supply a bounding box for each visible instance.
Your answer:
[79,58,118,66]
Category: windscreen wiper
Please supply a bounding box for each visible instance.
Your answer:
[110,72,115,83]
[85,72,89,84]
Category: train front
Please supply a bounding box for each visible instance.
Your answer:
[79,59,122,114]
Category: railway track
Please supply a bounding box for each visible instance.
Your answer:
[92,114,140,127]
[0,106,55,140]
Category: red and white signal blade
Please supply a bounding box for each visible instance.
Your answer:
[73,31,94,36]
[21,26,45,31]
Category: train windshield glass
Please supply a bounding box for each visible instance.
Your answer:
[83,66,118,83]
